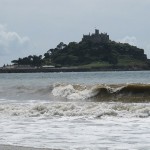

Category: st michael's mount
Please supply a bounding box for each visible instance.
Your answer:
[1,29,150,73]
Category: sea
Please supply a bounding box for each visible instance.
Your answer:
[0,71,150,150]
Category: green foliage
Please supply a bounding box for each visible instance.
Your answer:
[11,55,43,67]
[48,39,147,67]
[11,33,149,68]
[80,61,111,69]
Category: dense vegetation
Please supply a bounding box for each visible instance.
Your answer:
[11,55,43,67]
[11,36,150,68]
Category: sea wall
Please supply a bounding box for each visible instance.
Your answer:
[0,66,150,73]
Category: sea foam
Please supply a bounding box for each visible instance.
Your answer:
[0,102,150,118]
[52,84,99,100]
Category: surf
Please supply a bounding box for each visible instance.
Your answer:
[52,83,150,102]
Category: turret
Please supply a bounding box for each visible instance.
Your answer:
[95,29,99,35]
[82,29,109,43]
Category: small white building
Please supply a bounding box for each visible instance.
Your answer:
[42,65,55,68]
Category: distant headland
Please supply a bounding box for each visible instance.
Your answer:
[1,29,150,73]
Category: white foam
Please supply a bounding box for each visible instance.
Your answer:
[52,84,99,100]
[0,102,150,118]
[52,84,76,98]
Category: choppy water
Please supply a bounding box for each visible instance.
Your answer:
[0,71,150,150]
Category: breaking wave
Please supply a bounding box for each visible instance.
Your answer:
[0,102,150,118]
[52,83,150,102]
[1,83,150,102]
[52,84,98,100]
[1,83,150,118]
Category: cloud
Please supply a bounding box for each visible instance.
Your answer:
[118,36,137,46]
[0,24,31,55]
[0,24,32,66]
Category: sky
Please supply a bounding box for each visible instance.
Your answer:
[0,0,150,66]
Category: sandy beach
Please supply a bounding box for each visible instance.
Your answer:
[0,145,61,150]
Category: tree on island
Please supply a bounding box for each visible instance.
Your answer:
[11,55,43,67]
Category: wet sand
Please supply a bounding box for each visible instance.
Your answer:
[0,145,61,150]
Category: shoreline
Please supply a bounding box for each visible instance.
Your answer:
[0,145,60,150]
[0,66,150,73]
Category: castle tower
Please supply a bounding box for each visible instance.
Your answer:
[82,29,109,43]
[95,29,99,35]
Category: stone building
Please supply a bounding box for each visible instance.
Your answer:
[82,29,109,43]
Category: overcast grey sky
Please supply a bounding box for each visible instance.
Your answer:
[0,0,150,66]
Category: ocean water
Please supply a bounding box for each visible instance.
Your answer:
[0,71,150,150]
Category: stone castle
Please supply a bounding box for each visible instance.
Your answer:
[82,29,109,43]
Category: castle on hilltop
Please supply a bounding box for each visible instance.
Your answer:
[82,29,109,43]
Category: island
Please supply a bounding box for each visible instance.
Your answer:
[1,29,150,73]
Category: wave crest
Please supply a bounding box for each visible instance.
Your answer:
[52,83,150,102]
[52,84,99,100]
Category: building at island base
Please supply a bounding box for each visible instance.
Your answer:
[82,29,109,43]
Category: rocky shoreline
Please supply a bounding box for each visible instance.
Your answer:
[0,66,150,73]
